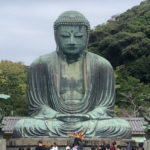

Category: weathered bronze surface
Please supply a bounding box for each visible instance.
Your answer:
[0,94,10,139]
[13,11,131,138]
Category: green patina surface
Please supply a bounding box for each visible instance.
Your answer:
[0,94,10,139]
[13,11,132,138]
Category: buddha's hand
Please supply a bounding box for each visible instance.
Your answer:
[33,105,58,119]
[55,113,90,121]
[87,107,112,120]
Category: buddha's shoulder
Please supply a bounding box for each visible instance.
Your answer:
[87,52,112,67]
[30,51,57,66]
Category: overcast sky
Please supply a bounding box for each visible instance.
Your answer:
[0,0,144,65]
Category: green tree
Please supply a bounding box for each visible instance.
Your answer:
[115,66,150,117]
[88,0,150,83]
[88,0,150,116]
[0,60,28,116]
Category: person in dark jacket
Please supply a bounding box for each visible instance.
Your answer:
[35,140,45,150]
[73,137,83,150]
[106,144,110,150]
[101,140,106,150]
[138,143,144,150]
[117,145,121,150]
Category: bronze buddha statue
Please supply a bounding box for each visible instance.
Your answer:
[13,11,131,138]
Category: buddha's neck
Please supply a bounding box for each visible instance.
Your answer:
[59,51,84,64]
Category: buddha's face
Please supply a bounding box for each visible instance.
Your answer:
[55,25,88,55]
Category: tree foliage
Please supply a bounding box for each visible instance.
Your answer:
[0,61,28,116]
[89,0,150,83]
[116,66,150,117]
[89,0,150,116]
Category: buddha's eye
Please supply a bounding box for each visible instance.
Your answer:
[74,33,83,37]
[60,32,70,38]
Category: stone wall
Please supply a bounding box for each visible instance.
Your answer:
[144,140,150,150]
[0,139,6,150]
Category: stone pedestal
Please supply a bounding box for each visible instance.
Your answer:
[0,139,6,150]
[6,138,135,150]
[145,140,150,150]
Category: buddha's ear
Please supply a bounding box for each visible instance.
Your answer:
[54,30,58,45]
[83,26,89,47]
[54,30,59,52]
[86,33,89,46]
[54,29,60,51]
[85,29,89,51]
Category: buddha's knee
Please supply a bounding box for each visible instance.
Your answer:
[95,118,131,138]
[96,118,131,130]
[13,118,63,137]
[13,118,49,137]
[13,119,25,138]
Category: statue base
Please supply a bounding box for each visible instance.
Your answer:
[0,139,6,150]
[7,138,136,150]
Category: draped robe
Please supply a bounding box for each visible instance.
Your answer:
[13,51,131,138]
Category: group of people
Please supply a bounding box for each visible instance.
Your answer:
[34,131,83,150]
[91,141,121,150]
[91,141,145,150]
[34,138,82,150]
[35,140,58,150]
[19,139,144,150]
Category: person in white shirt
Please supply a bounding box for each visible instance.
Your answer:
[52,142,58,150]
[66,146,70,150]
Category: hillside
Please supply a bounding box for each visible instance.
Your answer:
[88,0,150,116]
[89,0,150,83]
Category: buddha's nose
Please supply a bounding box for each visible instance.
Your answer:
[69,35,76,46]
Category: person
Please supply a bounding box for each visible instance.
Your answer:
[91,146,96,150]
[126,142,130,150]
[101,140,106,150]
[13,10,131,138]
[138,143,144,150]
[106,144,110,150]
[117,145,121,150]
[110,141,116,150]
[51,142,58,150]
[73,136,83,150]
[66,146,71,150]
[96,145,102,150]
[35,140,45,150]
[45,143,52,150]
[71,144,78,150]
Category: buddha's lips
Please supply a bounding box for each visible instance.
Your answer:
[67,46,77,50]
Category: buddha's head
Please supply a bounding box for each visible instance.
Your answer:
[54,11,90,57]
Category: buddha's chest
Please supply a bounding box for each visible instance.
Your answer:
[60,59,84,103]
